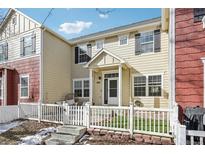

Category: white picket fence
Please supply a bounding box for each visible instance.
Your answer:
[89,105,172,136]
[0,105,19,123]
[0,102,173,137]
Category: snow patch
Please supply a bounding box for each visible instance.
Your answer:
[19,127,56,145]
[0,121,23,134]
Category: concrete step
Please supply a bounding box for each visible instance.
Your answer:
[51,133,77,142]
[57,125,87,135]
[45,138,74,145]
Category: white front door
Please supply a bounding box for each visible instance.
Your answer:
[108,78,118,105]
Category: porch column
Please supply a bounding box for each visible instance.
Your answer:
[89,69,93,104]
[119,64,122,106]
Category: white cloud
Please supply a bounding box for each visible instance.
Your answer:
[99,13,109,19]
[59,21,93,34]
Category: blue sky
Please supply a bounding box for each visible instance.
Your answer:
[1,8,161,39]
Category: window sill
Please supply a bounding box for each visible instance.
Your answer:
[133,96,164,99]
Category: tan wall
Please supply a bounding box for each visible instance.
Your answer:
[0,10,41,63]
[71,24,169,108]
[43,30,72,103]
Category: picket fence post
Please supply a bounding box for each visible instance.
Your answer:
[85,102,91,128]
[129,103,134,137]
[38,102,41,122]
[17,101,20,119]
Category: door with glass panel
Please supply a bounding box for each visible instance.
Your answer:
[103,73,118,105]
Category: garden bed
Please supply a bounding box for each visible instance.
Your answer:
[0,120,60,145]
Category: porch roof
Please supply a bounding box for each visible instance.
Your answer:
[84,48,132,69]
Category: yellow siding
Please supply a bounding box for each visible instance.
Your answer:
[71,24,169,108]
[43,30,72,103]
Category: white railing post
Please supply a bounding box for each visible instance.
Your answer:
[18,101,20,119]
[85,102,91,128]
[176,123,186,145]
[62,102,67,124]
[129,103,134,137]
[38,102,41,122]
[171,103,179,136]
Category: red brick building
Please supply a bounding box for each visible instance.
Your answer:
[175,8,205,110]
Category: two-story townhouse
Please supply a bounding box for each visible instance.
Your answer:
[171,8,205,115]
[0,8,72,105]
[69,9,170,108]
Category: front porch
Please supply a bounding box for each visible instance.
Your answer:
[85,49,132,107]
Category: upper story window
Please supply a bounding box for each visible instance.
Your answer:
[20,75,29,98]
[0,43,8,62]
[134,74,162,97]
[96,40,104,50]
[135,30,161,55]
[75,44,91,64]
[194,8,205,22]
[20,33,36,57]
[119,35,128,46]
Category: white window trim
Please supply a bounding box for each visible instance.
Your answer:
[132,73,164,98]
[95,39,104,51]
[20,74,29,99]
[73,78,89,98]
[0,78,2,99]
[139,30,155,55]
[118,35,129,46]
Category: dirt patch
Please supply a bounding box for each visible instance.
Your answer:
[0,120,60,145]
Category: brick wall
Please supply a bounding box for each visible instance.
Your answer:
[0,56,40,105]
[175,8,205,110]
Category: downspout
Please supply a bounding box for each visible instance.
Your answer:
[169,8,176,109]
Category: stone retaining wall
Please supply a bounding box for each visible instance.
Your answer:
[87,128,174,145]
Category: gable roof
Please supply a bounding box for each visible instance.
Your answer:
[69,17,161,44]
[0,8,71,45]
[84,48,132,68]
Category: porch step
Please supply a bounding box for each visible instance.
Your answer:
[45,125,86,145]
[51,133,77,142]
[45,138,73,145]
[57,125,86,135]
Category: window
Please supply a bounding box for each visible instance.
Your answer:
[140,31,154,53]
[0,43,8,62]
[0,78,2,99]
[75,44,91,64]
[20,75,29,98]
[148,75,162,96]
[73,79,89,97]
[135,30,160,55]
[194,8,205,22]
[96,40,104,50]
[134,75,162,97]
[20,34,36,57]
[134,76,146,96]
[119,35,128,45]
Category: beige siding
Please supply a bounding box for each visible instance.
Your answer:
[43,30,72,103]
[0,10,38,40]
[0,10,41,64]
[71,24,169,108]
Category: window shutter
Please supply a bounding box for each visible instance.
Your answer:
[86,44,92,62]
[75,46,79,64]
[154,29,161,53]
[4,42,8,60]
[31,33,36,53]
[20,37,24,56]
[135,33,141,55]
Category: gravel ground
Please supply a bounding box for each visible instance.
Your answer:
[0,120,60,145]
[76,134,141,145]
